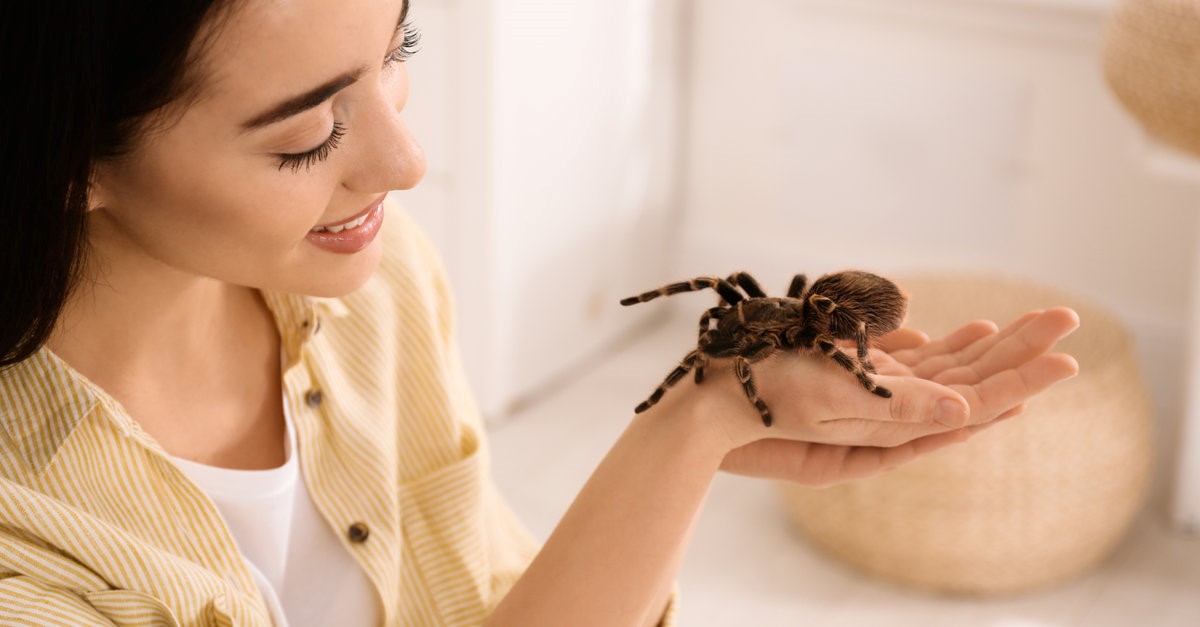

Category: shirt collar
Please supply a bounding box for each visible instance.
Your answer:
[0,348,101,473]
[259,289,351,367]
[0,290,350,475]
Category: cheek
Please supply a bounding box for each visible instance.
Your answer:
[125,171,312,249]
[95,114,379,295]
[103,143,333,274]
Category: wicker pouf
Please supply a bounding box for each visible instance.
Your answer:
[776,275,1154,596]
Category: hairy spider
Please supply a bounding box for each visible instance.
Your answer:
[620,271,907,427]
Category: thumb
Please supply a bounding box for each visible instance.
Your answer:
[830,374,970,428]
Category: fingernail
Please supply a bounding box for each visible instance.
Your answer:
[935,398,967,427]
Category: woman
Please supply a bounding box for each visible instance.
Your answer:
[0,0,1080,625]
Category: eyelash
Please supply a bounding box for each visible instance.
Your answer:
[385,22,422,66]
[276,21,421,173]
[277,120,346,172]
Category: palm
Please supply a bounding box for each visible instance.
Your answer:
[719,309,1079,485]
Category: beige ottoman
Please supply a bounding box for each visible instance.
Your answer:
[776,276,1154,596]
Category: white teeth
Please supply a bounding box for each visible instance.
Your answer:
[312,211,370,234]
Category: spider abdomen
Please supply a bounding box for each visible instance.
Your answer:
[807,271,906,338]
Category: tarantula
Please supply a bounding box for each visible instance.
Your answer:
[620,271,907,427]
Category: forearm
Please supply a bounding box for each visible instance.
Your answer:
[486,400,727,627]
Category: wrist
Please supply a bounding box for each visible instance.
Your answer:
[632,371,754,463]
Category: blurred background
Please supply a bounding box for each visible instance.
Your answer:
[398,0,1200,624]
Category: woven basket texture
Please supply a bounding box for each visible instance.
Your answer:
[776,275,1154,596]
[1103,0,1200,155]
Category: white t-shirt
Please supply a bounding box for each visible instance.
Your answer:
[169,382,382,626]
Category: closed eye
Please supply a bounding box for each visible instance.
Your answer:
[277,121,347,172]
[384,21,421,67]
[272,10,419,173]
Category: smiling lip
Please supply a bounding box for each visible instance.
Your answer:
[305,193,388,254]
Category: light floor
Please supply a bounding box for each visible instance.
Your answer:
[487,314,1200,626]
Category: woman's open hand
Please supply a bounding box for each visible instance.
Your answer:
[702,308,1080,485]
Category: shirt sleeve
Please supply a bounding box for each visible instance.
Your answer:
[0,518,182,627]
[0,575,189,627]
[0,576,116,626]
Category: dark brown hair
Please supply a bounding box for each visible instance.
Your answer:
[0,1,233,368]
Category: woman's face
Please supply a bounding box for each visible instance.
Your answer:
[91,0,425,298]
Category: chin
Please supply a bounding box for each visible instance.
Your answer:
[295,240,386,298]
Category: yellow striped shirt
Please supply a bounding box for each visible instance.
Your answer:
[0,200,678,626]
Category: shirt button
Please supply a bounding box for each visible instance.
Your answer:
[301,317,321,335]
[305,388,323,408]
[348,522,370,543]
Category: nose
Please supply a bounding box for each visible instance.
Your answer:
[342,74,427,193]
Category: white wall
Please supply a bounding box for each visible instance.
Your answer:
[401,0,685,420]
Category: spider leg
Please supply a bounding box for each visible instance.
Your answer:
[722,275,750,301]
[733,354,774,427]
[787,274,808,299]
[818,302,878,374]
[808,294,836,315]
[620,277,744,307]
[851,319,876,374]
[833,311,876,374]
[814,333,891,398]
[694,307,723,383]
[693,353,710,384]
[697,306,724,339]
[726,272,768,298]
[634,349,705,413]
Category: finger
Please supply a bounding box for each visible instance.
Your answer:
[821,374,970,428]
[874,327,930,354]
[959,403,1025,437]
[893,320,997,368]
[825,430,974,482]
[911,311,1041,379]
[823,397,1030,465]
[870,350,912,377]
[722,432,970,484]
[951,353,1079,425]
[993,402,1027,422]
[933,308,1080,386]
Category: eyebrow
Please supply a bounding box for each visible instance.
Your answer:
[239,0,410,133]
